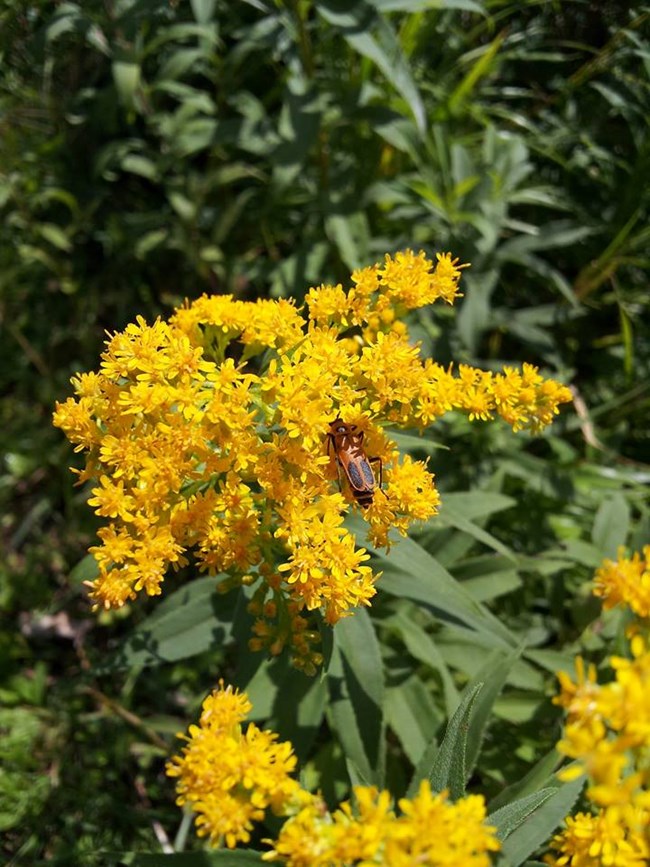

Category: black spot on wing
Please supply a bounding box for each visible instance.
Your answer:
[359,458,375,487]
[347,462,365,489]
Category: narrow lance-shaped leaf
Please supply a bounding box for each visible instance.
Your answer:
[385,674,443,764]
[103,577,237,671]
[464,645,523,775]
[385,610,460,715]
[410,682,483,800]
[326,608,386,787]
[488,788,556,841]
[591,493,631,558]
[317,0,426,133]
[488,746,562,813]
[362,527,518,648]
[499,774,585,867]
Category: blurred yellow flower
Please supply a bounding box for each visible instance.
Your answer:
[545,809,650,867]
[547,552,650,866]
[265,780,500,866]
[593,546,650,620]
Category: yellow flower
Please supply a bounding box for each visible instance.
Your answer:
[545,808,650,867]
[52,396,102,451]
[548,556,650,866]
[265,781,500,866]
[193,474,261,574]
[167,682,302,849]
[277,522,377,624]
[170,688,499,861]
[593,546,650,619]
[54,250,571,668]
[378,249,467,309]
[305,282,369,328]
[87,475,137,522]
[356,331,425,423]
[363,453,441,550]
[555,641,650,808]
[171,294,304,356]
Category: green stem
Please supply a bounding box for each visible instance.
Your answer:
[173,809,194,852]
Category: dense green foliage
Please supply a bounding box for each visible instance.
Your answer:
[1,1,649,864]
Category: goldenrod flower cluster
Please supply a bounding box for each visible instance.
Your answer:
[593,546,650,620]
[168,683,501,865]
[166,682,304,848]
[546,552,650,867]
[53,250,571,669]
[265,780,500,866]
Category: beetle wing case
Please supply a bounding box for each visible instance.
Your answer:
[327,418,379,507]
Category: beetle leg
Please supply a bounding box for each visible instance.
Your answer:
[334,458,345,492]
[327,435,344,492]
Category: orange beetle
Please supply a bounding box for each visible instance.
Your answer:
[326,418,385,508]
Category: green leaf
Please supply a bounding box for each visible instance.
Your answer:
[497,222,593,258]
[384,610,460,714]
[135,229,169,259]
[488,788,556,841]
[38,223,73,252]
[272,78,323,188]
[493,693,545,724]
[360,528,517,648]
[457,268,498,351]
[242,655,326,760]
[173,118,218,157]
[408,734,439,793]
[426,682,483,799]
[379,565,515,647]
[190,0,217,24]
[157,48,209,83]
[326,609,385,786]
[69,553,99,586]
[524,649,580,678]
[104,578,238,670]
[18,244,58,273]
[214,188,257,245]
[408,644,521,799]
[325,211,371,270]
[112,60,141,109]
[489,747,561,812]
[168,192,197,221]
[499,775,585,867]
[385,674,442,764]
[437,498,516,560]
[120,155,159,181]
[448,32,504,114]
[463,646,522,775]
[144,24,220,56]
[45,3,85,43]
[438,492,516,521]
[367,110,421,158]
[453,556,522,603]
[591,493,630,558]
[370,0,484,10]
[389,431,447,455]
[558,539,606,569]
[317,1,425,133]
